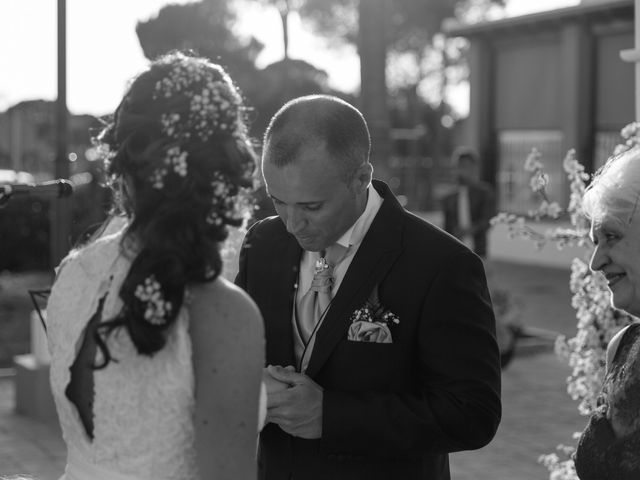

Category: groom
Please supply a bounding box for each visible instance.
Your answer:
[236,95,501,480]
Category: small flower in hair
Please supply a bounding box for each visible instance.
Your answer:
[150,167,168,190]
[206,171,252,226]
[160,113,181,138]
[165,146,188,176]
[150,146,189,189]
[207,173,232,226]
[134,275,172,325]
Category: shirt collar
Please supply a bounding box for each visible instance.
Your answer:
[334,184,383,249]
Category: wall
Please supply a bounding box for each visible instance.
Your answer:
[494,34,563,130]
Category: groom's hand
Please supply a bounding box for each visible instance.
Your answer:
[263,366,290,396]
[266,365,323,439]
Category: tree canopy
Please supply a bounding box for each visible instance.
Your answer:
[296,0,504,52]
[136,1,263,79]
[135,0,343,138]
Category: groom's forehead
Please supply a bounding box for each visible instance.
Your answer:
[263,133,327,165]
[264,162,344,202]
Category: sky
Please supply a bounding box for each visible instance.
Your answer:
[0,0,580,117]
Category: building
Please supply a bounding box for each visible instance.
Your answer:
[447,0,634,213]
[0,100,101,182]
[0,101,110,271]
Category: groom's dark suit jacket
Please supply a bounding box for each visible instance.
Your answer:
[236,180,501,480]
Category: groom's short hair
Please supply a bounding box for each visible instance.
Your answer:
[263,95,371,182]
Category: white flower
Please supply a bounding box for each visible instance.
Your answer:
[150,168,167,190]
[205,172,252,227]
[134,275,172,325]
[153,58,243,144]
[621,121,640,140]
[529,171,549,192]
[524,148,543,173]
[149,146,189,188]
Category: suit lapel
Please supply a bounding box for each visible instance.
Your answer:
[305,181,404,378]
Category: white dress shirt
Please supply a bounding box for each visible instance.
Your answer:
[293,185,384,370]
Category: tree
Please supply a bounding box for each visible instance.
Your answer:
[255,0,304,61]
[264,0,505,174]
[297,0,504,53]
[357,0,392,172]
[136,1,263,83]
[250,59,332,133]
[134,0,339,141]
[297,0,504,107]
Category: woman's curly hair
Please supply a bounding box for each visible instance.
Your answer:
[93,51,257,368]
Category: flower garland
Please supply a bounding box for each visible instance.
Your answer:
[153,60,241,143]
[147,57,246,192]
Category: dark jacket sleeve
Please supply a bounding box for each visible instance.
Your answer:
[321,249,501,456]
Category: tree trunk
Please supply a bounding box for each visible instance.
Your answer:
[358,0,391,180]
[279,8,289,61]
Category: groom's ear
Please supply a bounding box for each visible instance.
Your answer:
[351,162,373,194]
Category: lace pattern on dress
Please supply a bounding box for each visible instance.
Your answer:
[48,229,198,480]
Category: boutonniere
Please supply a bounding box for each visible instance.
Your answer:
[348,285,399,343]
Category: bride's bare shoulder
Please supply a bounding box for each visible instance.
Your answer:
[188,277,263,334]
[188,278,264,381]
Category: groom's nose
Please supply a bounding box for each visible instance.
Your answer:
[284,207,307,235]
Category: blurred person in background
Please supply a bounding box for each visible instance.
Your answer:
[441,146,496,259]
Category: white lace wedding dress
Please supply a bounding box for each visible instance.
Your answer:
[47,227,264,480]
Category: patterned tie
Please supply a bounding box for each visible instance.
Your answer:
[297,244,348,344]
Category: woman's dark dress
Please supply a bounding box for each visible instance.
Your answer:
[575,323,640,480]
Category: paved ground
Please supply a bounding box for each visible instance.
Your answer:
[0,259,588,479]
[0,379,65,478]
[452,259,585,480]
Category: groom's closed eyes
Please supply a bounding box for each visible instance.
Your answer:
[270,195,324,212]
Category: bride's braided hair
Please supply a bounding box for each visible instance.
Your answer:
[93,51,256,368]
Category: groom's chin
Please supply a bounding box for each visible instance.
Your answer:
[294,237,321,252]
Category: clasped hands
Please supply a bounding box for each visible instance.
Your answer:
[263,365,323,439]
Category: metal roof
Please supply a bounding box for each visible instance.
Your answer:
[445,0,633,37]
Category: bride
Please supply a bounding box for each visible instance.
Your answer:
[46,51,265,480]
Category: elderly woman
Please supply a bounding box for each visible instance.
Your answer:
[574,145,640,479]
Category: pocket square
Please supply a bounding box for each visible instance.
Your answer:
[348,320,393,343]
[347,285,399,343]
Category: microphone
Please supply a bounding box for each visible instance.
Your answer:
[1,179,74,199]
